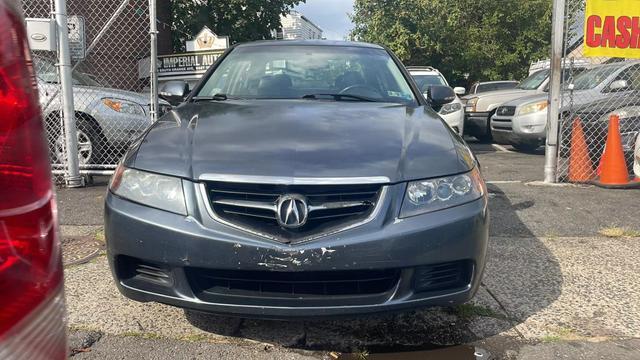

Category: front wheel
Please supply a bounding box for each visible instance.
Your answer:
[52,117,105,165]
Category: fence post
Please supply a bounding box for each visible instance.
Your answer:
[54,0,83,187]
[149,0,159,122]
[544,0,566,183]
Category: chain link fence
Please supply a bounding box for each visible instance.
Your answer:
[23,0,157,184]
[556,0,640,183]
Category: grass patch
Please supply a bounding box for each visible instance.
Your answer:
[541,335,561,343]
[599,227,640,238]
[95,229,105,242]
[121,331,163,340]
[453,304,506,320]
[179,333,214,342]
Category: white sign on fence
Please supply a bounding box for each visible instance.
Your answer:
[67,15,86,60]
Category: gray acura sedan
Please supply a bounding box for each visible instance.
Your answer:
[105,40,489,318]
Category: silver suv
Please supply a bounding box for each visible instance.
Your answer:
[34,57,169,165]
[462,67,585,141]
[491,61,640,151]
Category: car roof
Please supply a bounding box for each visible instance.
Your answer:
[235,40,384,49]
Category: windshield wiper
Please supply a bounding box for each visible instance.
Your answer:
[302,93,378,102]
[191,93,231,102]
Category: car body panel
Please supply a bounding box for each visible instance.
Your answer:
[132,100,471,182]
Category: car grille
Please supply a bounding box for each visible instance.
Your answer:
[413,261,472,293]
[492,117,512,131]
[203,181,384,243]
[496,106,516,116]
[187,268,400,307]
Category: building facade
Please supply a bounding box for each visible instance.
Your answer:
[275,11,323,40]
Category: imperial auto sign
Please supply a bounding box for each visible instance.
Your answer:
[157,50,225,75]
[584,0,640,58]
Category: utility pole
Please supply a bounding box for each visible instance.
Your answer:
[544,0,566,183]
[54,0,83,187]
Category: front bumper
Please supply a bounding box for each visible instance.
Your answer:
[491,112,546,146]
[440,110,465,136]
[105,182,489,319]
[464,111,491,136]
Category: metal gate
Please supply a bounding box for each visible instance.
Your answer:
[22,0,158,186]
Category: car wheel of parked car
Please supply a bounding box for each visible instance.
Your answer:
[49,114,105,165]
[512,142,540,152]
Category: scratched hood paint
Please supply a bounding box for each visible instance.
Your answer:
[130,99,471,182]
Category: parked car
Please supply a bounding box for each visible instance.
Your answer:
[407,66,466,135]
[105,40,489,318]
[571,91,640,172]
[468,81,519,95]
[491,61,640,151]
[34,57,171,165]
[463,66,586,141]
[0,1,67,358]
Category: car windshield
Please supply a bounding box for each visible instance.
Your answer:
[410,74,447,92]
[34,57,103,87]
[571,64,624,90]
[516,70,549,90]
[197,45,417,104]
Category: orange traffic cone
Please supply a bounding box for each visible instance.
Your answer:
[568,117,596,183]
[591,114,640,189]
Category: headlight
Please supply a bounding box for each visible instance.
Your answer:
[598,106,640,122]
[440,102,462,115]
[109,166,187,215]
[400,167,485,218]
[465,97,478,112]
[102,98,146,116]
[518,101,548,115]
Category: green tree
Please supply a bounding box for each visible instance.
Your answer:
[170,0,305,52]
[350,0,552,86]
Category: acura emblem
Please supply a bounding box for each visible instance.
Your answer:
[276,194,308,229]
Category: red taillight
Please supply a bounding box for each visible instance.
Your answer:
[0,2,66,358]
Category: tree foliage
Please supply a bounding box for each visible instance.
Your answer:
[170,0,305,52]
[350,0,552,86]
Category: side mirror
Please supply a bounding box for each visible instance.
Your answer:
[608,79,629,92]
[159,80,189,106]
[426,85,456,106]
[453,87,466,96]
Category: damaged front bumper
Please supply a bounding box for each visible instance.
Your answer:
[105,182,489,319]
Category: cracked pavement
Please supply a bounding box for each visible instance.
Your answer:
[57,142,640,359]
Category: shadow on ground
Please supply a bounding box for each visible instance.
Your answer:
[184,184,563,353]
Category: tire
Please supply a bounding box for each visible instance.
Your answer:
[50,114,106,165]
[512,142,541,152]
[475,111,495,143]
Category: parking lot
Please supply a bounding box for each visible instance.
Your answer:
[56,141,640,359]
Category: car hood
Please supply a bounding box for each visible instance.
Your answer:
[130,100,472,182]
[72,85,152,105]
[462,88,533,101]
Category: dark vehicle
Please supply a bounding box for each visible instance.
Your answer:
[105,41,489,318]
[0,1,67,358]
[569,91,640,173]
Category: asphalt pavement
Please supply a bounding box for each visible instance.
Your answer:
[56,141,640,359]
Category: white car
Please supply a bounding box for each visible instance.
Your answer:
[408,66,465,136]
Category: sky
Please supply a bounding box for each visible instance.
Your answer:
[294,0,355,40]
